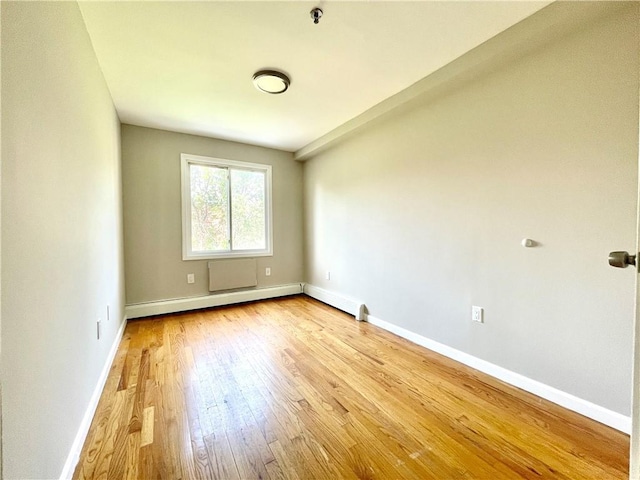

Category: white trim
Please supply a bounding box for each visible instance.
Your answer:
[59,316,127,480]
[125,283,303,319]
[364,313,631,434]
[303,284,366,320]
[180,153,273,261]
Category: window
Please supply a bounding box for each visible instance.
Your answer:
[181,153,272,260]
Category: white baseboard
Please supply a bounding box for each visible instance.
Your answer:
[125,283,304,319]
[59,316,127,480]
[365,313,631,434]
[303,284,365,320]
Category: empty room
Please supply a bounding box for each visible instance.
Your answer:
[2,1,640,479]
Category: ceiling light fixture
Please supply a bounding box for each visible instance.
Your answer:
[252,70,290,94]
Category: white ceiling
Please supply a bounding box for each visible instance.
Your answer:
[79,1,550,152]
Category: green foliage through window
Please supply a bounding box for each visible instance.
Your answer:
[184,156,270,257]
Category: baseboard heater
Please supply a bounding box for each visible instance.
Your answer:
[304,284,366,321]
[125,283,304,319]
[208,258,257,292]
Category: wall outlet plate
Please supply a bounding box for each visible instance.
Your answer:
[187,273,195,284]
[472,306,484,323]
[265,267,271,276]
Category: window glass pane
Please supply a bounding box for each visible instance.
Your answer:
[230,169,266,250]
[190,164,229,252]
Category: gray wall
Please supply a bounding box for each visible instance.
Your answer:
[303,3,638,415]
[1,2,125,479]
[121,125,304,304]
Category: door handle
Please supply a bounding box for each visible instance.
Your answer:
[608,251,637,268]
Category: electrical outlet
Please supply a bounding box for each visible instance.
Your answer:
[326,271,331,281]
[265,267,271,276]
[472,306,484,323]
[187,273,195,284]
[97,319,101,339]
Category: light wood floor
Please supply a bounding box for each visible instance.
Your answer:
[74,295,629,479]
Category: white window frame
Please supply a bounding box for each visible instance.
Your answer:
[181,153,273,260]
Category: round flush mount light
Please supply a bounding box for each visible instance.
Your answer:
[252,70,290,94]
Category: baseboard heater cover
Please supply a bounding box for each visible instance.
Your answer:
[304,284,366,321]
[125,283,304,319]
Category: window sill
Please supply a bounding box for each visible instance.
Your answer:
[182,250,273,261]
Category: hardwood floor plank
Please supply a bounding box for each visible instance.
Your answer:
[165,319,199,480]
[140,406,154,447]
[137,444,155,480]
[106,387,136,480]
[124,431,140,480]
[73,295,630,479]
[128,347,149,434]
[264,458,287,480]
[267,440,303,480]
[204,432,242,480]
[73,344,129,480]
[80,388,128,480]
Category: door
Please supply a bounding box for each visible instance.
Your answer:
[609,243,639,479]
[632,186,640,478]
[631,243,640,479]
[626,28,640,477]
[629,312,640,480]
[611,41,640,475]
[629,63,640,477]
[608,250,638,479]
[633,280,639,479]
